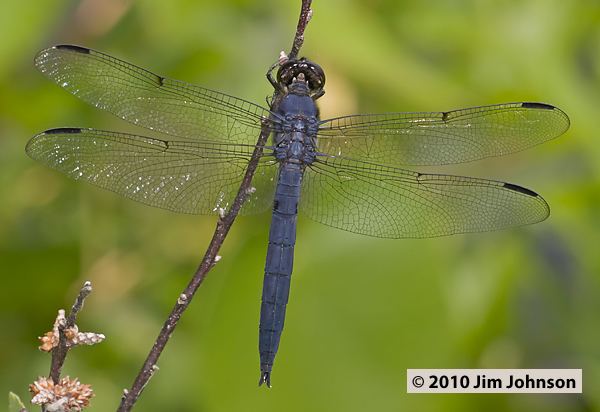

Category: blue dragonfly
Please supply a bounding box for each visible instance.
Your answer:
[27,45,569,387]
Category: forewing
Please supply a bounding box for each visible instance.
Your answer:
[26,128,277,215]
[35,45,274,144]
[300,156,549,238]
[317,103,569,166]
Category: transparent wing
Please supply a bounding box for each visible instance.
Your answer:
[300,156,549,238]
[35,45,276,143]
[26,128,278,215]
[317,102,570,166]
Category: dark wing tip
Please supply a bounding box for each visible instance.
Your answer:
[44,127,83,134]
[258,371,272,388]
[521,102,570,134]
[502,183,551,226]
[521,102,556,110]
[34,45,90,71]
[54,44,91,54]
[26,128,84,157]
[503,182,539,197]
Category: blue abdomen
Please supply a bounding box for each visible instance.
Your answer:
[258,162,303,386]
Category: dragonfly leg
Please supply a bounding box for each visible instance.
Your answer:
[266,61,283,92]
[265,94,273,108]
[312,89,325,100]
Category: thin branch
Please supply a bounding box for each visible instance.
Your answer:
[49,281,93,384]
[116,2,314,410]
[289,0,313,59]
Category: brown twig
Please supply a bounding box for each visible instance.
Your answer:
[289,0,313,59]
[116,1,314,410]
[49,281,93,384]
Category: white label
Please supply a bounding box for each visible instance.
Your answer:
[407,369,582,393]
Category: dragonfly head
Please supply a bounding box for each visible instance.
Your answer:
[277,58,325,97]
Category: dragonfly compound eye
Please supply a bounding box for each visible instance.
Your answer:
[277,58,325,96]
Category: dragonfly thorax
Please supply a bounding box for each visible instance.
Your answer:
[274,105,318,164]
[276,89,318,118]
[273,130,317,164]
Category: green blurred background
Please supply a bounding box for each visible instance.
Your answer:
[1,0,599,410]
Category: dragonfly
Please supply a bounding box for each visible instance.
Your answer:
[27,45,570,387]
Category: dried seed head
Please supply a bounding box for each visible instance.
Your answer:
[65,326,79,340]
[30,376,94,411]
[39,330,57,352]
[72,331,106,346]
[38,310,67,352]
[38,310,104,352]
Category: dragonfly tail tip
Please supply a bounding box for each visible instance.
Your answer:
[258,371,271,388]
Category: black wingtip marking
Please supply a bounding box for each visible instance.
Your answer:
[441,111,449,121]
[504,182,538,197]
[157,76,165,86]
[55,45,91,54]
[521,102,555,110]
[45,127,83,134]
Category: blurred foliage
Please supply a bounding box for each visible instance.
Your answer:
[8,392,26,411]
[1,0,599,411]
